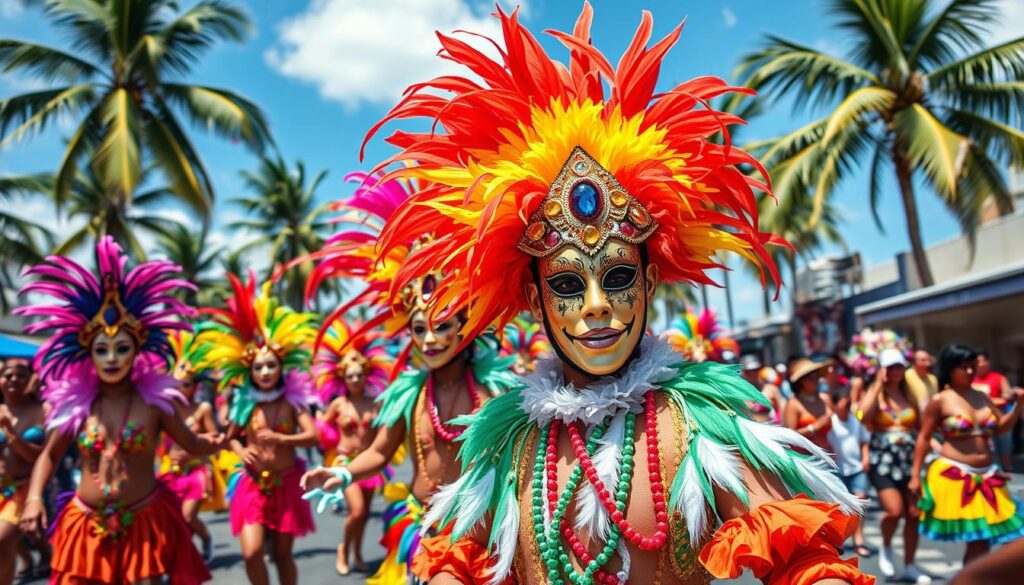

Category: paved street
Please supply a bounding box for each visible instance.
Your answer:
[21,463,1024,584]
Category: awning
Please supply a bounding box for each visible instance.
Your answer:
[0,332,40,358]
[856,260,1024,325]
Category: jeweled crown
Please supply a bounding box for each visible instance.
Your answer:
[400,235,442,314]
[78,275,146,347]
[517,147,658,257]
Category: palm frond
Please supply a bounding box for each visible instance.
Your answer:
[907,0,998,68]
[153,0,250,74]
[937,81,1024,127]
[830,0,909,76]
[894,103,970,199]
[821,85,895,145]
[0,39,103,82]
[143,99,214,214]
[92,88,141,200]
[734,36,877,112]
[944,108,1024,168]
[927,37,1024,90]
[867,141,889,232]
[162,83,271,153]
[0,84,98,145]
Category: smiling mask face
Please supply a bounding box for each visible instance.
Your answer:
[91,329,137,385]
[527,239,657,377]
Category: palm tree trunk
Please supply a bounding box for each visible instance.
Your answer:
[762,288,771,317]
[892,146,935,288]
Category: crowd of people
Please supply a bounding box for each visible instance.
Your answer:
[732,341,1024,584]
[1,4,1022,585]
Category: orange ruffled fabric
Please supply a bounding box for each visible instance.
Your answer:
[50,487,211,585]
[410,527,497,584]
[699,495,874,585]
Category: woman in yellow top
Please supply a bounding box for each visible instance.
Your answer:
[910,344,1024,565]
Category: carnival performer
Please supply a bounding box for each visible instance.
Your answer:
[501,315,553,376]
[860,349,927,583]
[200,274,319,585]
[0,357,47,583]
[740,355,785,424]
[911,344,1024,565]
[663,307,738,364]
[331,5,872,584]
[158,330,218,561]
[297,171,517,584]
[784,358,835,454]
[16,236,218,585]
[314,319,394,575]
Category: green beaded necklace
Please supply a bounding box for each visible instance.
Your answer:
[532,412,638,585]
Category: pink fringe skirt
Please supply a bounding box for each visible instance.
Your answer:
[229,462,314,537]
[158,462,208,504]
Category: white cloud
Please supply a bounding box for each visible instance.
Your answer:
[0,0,24,19]
[265,0,510,110]
[721,7,737,28]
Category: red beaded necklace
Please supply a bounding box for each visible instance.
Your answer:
[425,369,481,442]
[551,391,669,554]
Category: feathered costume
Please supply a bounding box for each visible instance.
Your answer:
[301,171,517,585]
[313,318,396,489]
[845,327,910,378]
[501,315,553,374]
[199,274,317,538]
[360,4,871,584]
[16,236,210,585]
[662,307,738,363]
[157,330,227,511]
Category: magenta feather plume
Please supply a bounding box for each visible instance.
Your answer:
[16,236,195,381]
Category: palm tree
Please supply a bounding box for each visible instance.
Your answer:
[51,162,181,259]
[0,0,271,216]
[735,0,1023,287]
[202,249,249,307]
[0,175,53,312]
[154,222,222,307]
[230,155,333,310]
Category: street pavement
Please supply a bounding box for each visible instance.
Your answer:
[21,462,1024,583]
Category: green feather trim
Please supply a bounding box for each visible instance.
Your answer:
[374,369,428,429]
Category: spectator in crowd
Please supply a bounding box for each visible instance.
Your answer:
[906,350,938,408]
[779,354,803,399]
[827,380,872,558]
[860,349,929,583]
[973,349,1014,471]
[740,354,786,423]
[784,358,834,453]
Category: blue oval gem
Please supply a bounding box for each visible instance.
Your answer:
[569,181,601,220]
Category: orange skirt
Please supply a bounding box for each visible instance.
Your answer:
[50,487,211,585]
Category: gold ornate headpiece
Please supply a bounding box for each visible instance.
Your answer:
[77,275,146,347]
[518,147,659,258]
[400,235,442,314]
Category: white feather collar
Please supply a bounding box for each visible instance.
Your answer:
[519,336,681,425]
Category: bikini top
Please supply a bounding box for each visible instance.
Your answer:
[339,414,373,433]
[248,404,295,435]
[0,425,44,447]
[940,411,998,439]
[798,413,832,435]
[77,421,150,455]
[873,402,917,432]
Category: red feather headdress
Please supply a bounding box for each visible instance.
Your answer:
[365,3,787,347]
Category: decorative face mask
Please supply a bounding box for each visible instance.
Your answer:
[251,347,283,391]
[529,239,657,377]
[91,329,138,385]
[410,310,462,371]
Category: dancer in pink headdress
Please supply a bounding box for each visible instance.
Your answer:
[314,318,394,574]
[16,236,220,585]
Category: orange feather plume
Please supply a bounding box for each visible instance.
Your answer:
[365,3,787,347]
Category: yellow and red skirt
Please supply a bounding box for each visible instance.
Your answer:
[919,456,1024,543]
[49,487,211,584]
[0,477,26,526]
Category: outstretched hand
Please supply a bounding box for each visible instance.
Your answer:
[300,466,353,514]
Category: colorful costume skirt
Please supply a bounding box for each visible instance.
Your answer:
[228,461,315,537]
[158,460,209,504]
[49,488,211,585]
[0,477,26,526]
[919,456,1024,543]
[868,430,915,491]
[367,487,425,585]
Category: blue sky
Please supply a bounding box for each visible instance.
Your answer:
[1,0,1021,325]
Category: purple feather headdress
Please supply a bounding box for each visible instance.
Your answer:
[16,236,195,381]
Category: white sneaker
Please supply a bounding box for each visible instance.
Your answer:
[904,564,932,584]
[878,546,895,577]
